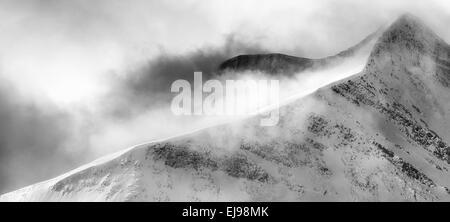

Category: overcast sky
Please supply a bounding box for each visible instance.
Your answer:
[1,0,450,103]
[1,0,450,194]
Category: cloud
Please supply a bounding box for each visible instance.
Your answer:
[1,0,450,194]
[103,34,267,118]
[0,79,90,193]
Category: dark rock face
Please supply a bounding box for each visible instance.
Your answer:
[332,77,450,163]
[147,142,272,183]
[373,141,435,187]
[222,154,271,183]
[149,143,219,170]
[219,53,313,75]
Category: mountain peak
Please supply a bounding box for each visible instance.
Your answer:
[364,14,449,74]
[218,53,313,75]
[394,13,424,29]
[373,14,442,54]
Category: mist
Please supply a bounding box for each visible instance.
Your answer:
[1,0,450,194]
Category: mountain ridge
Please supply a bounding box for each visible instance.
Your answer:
[2,14,450,201]
[219,28,383,76]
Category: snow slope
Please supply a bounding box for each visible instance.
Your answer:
[219,28,382,76]
[2,14,450,201]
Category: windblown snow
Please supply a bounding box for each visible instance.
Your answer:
[2,14,450,201]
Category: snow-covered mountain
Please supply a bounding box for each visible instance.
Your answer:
[2,14,450,201]
[219,28,382,76]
